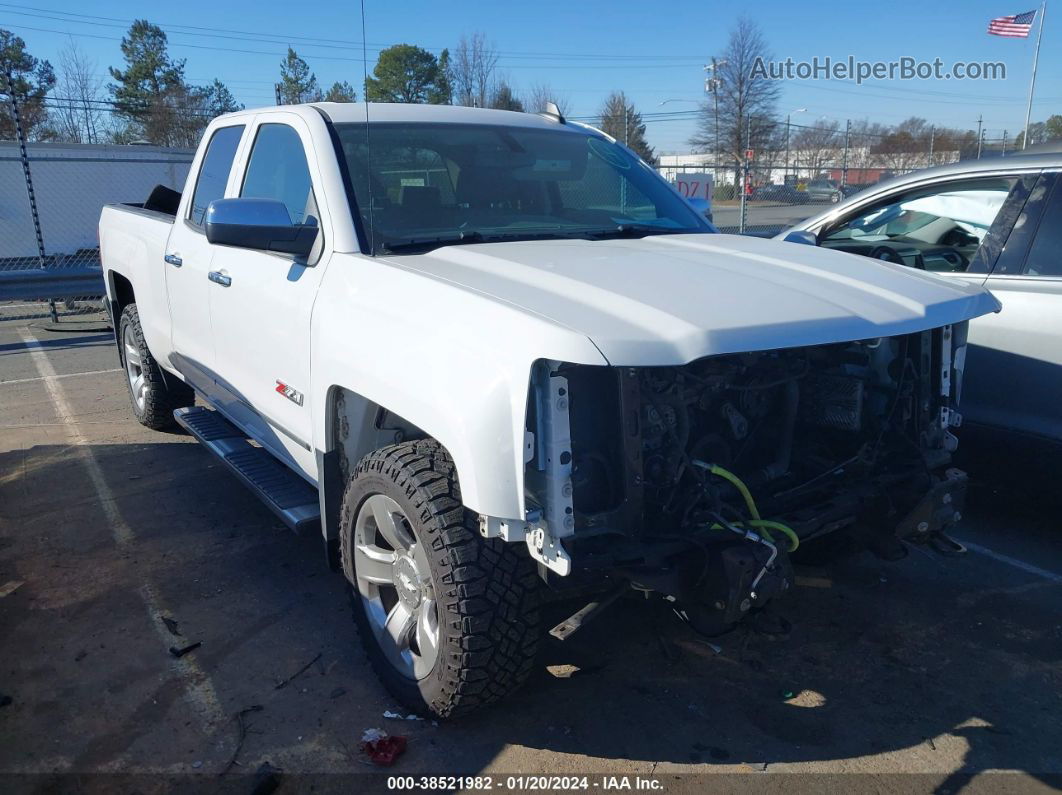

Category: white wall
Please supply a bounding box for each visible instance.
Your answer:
[0,141,193,261]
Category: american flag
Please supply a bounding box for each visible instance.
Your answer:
[987,9,1037,37]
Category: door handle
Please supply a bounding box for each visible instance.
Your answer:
[208,270,232,287]
[164,253,182,267]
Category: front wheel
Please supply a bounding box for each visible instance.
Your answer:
[340,440,542,718]
[118,304,194,430]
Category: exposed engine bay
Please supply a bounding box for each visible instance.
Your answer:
[525,326,969,636]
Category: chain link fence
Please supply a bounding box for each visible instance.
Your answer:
[1,86,194,322]
[660,116,1015,237]
[0,140,192,320]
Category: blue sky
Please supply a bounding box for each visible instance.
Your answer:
[2,0,1058,152]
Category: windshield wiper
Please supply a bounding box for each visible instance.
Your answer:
[381,230,583,254]
[381,230,485,253]
[585,224,683,240]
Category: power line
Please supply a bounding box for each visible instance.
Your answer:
[1,20,708,70]
[0,1,716,60]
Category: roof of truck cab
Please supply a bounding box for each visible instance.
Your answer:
[216,102,582,132]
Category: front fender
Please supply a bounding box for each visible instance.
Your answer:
[310,253,606,519]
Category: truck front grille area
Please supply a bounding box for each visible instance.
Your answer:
[556,330,952,545]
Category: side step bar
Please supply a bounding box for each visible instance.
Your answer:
[174,406,320,534]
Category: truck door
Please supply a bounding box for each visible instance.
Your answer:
[206,115,329,481]
[166,123,246,391]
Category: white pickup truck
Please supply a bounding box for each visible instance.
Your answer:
[99,102,1000,717]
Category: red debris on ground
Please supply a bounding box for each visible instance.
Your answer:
[362,735,408,766]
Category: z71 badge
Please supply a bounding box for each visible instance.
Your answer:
[275,380,304,406]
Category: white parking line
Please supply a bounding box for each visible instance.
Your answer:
[959,539,1062,585]
[16,327,225,729]
[1,368,120,386]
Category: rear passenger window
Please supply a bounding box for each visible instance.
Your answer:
[1023,178,1062,277]
[189,125,244,226]
[240,124,316,225]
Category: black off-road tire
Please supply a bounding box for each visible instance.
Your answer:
[118,303,194,430]
[340,440,543,718]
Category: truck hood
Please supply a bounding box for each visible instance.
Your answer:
[386,233,1001,366]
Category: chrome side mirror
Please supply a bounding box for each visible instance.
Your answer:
[205,198,317,258]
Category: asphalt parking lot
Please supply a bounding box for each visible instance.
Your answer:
[0,310,1060,793]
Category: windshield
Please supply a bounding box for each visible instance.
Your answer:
[333,122,711,254]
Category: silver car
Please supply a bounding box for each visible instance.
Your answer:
[779,153,1062,442]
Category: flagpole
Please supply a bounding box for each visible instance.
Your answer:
[1022,2,1047,149]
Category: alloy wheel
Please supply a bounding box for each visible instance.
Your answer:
[353,494,440,680]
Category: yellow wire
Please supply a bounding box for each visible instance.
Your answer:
[707,464,761,521]
[708,520,801,552]
[704,464,800,552]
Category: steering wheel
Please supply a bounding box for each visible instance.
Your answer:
[867,245,906,265]
[920,246,969,271]
[867,245,927,270]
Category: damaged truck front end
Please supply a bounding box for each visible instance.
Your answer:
[508,324,970,636]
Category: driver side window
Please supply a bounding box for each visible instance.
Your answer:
[822,177,1017,272]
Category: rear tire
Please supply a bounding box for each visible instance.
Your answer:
[118,303,194,430]
[340,440,542,718]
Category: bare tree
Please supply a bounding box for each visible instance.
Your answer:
[690,17,780,183]
[53,39,105,143]
[791,119,840,177]
[872,117,939,172]
[846,119,888,174]
[450,32,498,108]
[525,82,571,116]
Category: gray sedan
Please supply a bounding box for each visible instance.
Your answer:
[779,153,1062,443]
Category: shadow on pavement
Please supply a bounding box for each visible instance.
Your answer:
[0,440,1059,787]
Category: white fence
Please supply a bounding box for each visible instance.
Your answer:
[1,141,193,261]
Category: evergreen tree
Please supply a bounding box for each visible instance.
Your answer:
[200,79,243,116]
[108,21,197,145]
[109,21,243,146]
[0,28,55,141]
[599,91,656,165]
[489,81,524,112]
[279,47,321,104]
[435,49,452,105]
[324,81,357,102]
[364,44,449,104]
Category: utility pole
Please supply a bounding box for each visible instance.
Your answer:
[739,115,751,234]
[928,127,935,166]
[841,119,851,188]
[275,83,282,106]
[1002,130,1009,156]
[784,108,806,183]
[784,115,791,181]
[704,58,726,190]
[976,115,984,159]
